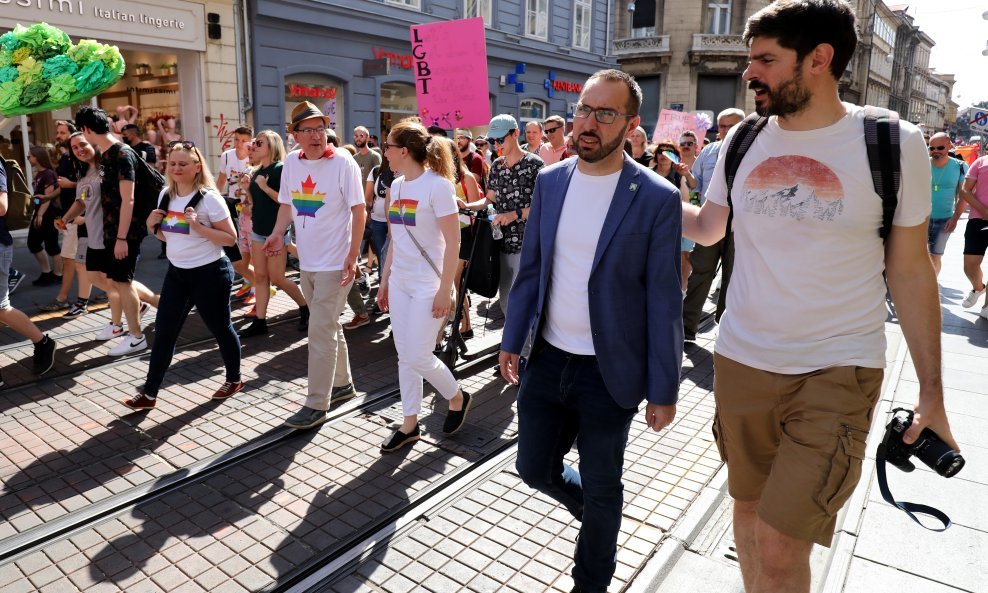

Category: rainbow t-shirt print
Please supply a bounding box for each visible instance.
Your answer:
[290,175,327,227]
[388,198,419,227]
[160,211,190,235]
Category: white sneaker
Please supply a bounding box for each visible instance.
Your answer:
[138,302,151,319]
[108,334,148,356]
[962,287,986,308]
[95,323,125,341]
[980,306,988,320]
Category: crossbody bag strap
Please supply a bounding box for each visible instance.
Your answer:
[394,179,441,279]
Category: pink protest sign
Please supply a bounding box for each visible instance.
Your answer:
[651,109,712,143]
[410,18,490,129]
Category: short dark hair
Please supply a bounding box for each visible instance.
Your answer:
[122,124,141,134]
[74,106,111,135]
[427,125,448,137]
[743,0,857,80]
[234,126,254,137]
[55,120,77,133]
[585,69,643,116]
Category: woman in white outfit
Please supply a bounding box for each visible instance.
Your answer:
[377,120,470,453]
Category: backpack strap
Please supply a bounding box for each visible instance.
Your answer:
[154,190,205,232]
[723,112,769,234]
[863,105,900,242]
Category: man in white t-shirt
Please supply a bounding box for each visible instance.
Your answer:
[215,126,253,276]
[682,2,959,592]
[264,102,366,429]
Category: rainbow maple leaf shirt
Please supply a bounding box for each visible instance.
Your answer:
[160,211,190,234]
[290,175,327,227]
[388,198,418,226]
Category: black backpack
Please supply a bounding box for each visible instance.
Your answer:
[1,158,33,231]
[154,189,205,233]
[108,143,165,235]
[723,106,901,242]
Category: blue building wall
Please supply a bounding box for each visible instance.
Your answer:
[248,0,617,138]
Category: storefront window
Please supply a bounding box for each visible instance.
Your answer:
[380,82,418,135]
[285,74,345,135]
[519,99,548,123]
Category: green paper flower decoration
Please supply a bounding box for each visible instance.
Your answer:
[0,22,124,116]
[42,55,78,79]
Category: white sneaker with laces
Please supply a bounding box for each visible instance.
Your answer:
[961,287,986,308]
[108,334,148,356]
[96,323,125,341]
[980,306,988,320]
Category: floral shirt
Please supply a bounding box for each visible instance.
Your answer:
[488,152,544,254]
[99,143,141,243]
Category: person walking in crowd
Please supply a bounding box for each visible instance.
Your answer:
[522,120,545,154]
[537,115,570,166]
[0,160,57,382]
[682,108,745,341]
[27,144,63,287]
[474,136,492,164]
[263,101,361,429]
[958,148,988,316]
[75,107,160,355]
[927,133,967,277]
[448,137,483,339]
[121,143,243,410]
[628,125,653,167]
[455,129,488,193]
[121,124,157,165]
[485,114,544,317]
[377,120,470,452]
[678,130,701,165]
[216,126,256,303]
[40,121,81,311]
[650,140,698,291]
[53,132,97,318]
[365,155,395,287]
[682,3,958,591]
[241,131,308,337]
[500,69,683,593]
[340,126,381,331]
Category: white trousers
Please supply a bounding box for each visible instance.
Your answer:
[388,277,459,418]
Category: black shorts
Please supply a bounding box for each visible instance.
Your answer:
[87,240,141,282]
[459,226,474,261]
[963,218,988,256]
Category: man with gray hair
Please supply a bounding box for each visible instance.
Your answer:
[682,107,745,341]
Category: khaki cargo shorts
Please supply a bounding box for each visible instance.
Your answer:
[712,353,883,546]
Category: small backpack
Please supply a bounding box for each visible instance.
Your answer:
[1,158,33,231]
[107,143,166,235]
[723,106,901,242]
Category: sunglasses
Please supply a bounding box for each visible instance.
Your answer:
[929,145,947,151]
[168,140,195,149]
[544,126,562,134]
[679,141,695,147]
[252,139,266,147]
[381,141,404,151]
[491,135,510,145]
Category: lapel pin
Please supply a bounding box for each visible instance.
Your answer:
[629,183,639,192]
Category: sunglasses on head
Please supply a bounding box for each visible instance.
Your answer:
[168,140,196,153]
[929,145,947,151]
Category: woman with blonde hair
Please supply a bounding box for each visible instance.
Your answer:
[122,142,242,410]
[377,120,470,452]
[241,130,308,337]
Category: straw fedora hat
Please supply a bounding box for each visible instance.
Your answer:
[288,101,332,133]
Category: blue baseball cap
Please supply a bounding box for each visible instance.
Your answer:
[487,114,518,141]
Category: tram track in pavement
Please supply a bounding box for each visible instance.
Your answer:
[0,345,502,569]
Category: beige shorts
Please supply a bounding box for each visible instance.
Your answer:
[59,224,78,260]
[712,353,883,546]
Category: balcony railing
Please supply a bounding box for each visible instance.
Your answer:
[690,33,747,54]
[613,34,670,57]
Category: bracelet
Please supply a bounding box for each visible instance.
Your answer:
[116,237,127,240]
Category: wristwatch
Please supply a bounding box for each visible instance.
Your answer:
[515,207,523,220]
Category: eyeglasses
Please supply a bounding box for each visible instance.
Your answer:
[574,103,634,124]
[929,145,947,151]
[475,141,488,147]
[381,141,404,151]
[679,141,695,147]
[297,126,326,135]
[544,126,562,134]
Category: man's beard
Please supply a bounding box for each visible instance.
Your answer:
[576,130,625,163]
[355,139,367,148]
[750,67,811,117]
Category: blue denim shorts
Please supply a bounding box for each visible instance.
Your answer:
[0,243,12,310]
[251,231,290,246]
[927,217,950,256]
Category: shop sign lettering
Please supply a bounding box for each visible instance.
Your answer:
[0,1,187,30]
[372,48,413,70]
[288,84,337,99]
[552,80,582,93]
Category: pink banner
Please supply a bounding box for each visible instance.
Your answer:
[651,109,712,143]
[410,18,490,129]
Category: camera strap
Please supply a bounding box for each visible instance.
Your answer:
[875,450,952,531]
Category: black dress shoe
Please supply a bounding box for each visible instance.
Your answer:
[239,318,269,338]
[381,424,421,452]
[443,390,471,434]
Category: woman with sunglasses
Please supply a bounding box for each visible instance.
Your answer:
[241,131,309,337]
[650,140,698,291]
[377,120,470,453]
[122,143,243,410]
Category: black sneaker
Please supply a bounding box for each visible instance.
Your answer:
[32,335,56,376]
[239,318,269,338]
[330,383,357,404]
[381,424,421,453]
[357,274,370,298]
[443,390,472,434]
[32,271,56,286]
[298,306,310,332]
[7,269,24,294]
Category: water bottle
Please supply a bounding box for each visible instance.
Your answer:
[487,205,503,240]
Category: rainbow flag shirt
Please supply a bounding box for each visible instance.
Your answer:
[160,211,191,235]
[290,175,327,226]
[388,198,419,227]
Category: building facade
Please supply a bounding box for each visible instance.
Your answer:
[0,0,241,167]
[247,0,616,140]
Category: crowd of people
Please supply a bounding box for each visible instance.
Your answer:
[1,1,985,592]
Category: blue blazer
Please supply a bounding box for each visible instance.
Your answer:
[501,154,684,408]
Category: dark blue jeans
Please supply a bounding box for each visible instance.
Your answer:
[144,257,241,396]
[369,220,389,281]
[515,339,637,593]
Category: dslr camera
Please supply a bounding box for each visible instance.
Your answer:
[880,408,964,478]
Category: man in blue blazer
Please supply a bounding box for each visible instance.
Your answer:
[499,70,683,593]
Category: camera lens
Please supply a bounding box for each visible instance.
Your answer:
[936,451,965,478]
